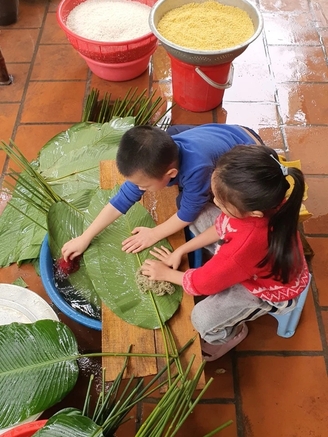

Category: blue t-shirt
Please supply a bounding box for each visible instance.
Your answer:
[110,124,258,222]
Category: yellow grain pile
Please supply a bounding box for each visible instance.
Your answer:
[157,0,254,51]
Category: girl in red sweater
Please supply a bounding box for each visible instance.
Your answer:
[141,145,310,360]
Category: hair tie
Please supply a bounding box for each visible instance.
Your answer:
[270,154,288,176]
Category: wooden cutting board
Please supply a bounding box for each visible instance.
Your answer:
[100,160,205,388]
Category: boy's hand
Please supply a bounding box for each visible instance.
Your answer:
[149,246,182,270]
[61,236,89,262]
[122,227,157,253]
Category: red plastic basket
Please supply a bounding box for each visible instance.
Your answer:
[57,0,158,63]
[80,46,157,81]
[0,420,47,437]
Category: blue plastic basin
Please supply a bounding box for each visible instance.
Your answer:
[39,235,102,331]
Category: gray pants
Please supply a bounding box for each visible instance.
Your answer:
[191,284,296,344]
[189,202,221,255]
[189,204,297,344]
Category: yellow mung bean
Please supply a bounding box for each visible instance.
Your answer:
[157,0,254,51]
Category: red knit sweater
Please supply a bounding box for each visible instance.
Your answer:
[182,213,309,302]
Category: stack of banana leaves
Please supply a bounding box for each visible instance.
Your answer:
[0,88,181,329]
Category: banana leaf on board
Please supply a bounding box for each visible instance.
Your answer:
[47,188,183,330]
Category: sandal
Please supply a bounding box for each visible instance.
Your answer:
[201,323,248,361]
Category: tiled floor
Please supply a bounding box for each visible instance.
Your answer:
[1,0,328,436]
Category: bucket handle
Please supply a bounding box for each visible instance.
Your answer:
[195,64,234,90]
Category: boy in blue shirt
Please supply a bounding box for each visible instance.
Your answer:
[61,123,264,261]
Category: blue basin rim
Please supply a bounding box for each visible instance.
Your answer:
[40,235,102,331]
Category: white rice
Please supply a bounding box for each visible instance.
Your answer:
[66,0,151,42]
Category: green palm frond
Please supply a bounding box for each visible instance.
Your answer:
[0,320,79,429]
[82,87,173,129]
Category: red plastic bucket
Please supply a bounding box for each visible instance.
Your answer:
[1,420,47,437]
[169,55,234,112]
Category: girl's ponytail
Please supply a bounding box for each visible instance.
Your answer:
[259,166,305,283]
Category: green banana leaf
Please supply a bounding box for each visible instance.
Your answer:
[0,164,50,265]
[0,320,79,429]
[0,119,133,267]
[84,188,183,329]
[39,120,133,186]
[46,188,182,329]
[0,194,47,266]
[33,410,103,437]
[47,202,101,318]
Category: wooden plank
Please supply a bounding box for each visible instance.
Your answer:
[100,160,205,388]
[143,189,205,386]
[100,161,157,378]
[99,160,124,188]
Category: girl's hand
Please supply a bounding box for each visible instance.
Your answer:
[149,246,182,270]
[122,227,157,253]
[141,259,172,281]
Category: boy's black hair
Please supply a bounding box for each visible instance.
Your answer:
[212,145,305,284]
[116,126,179,179]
